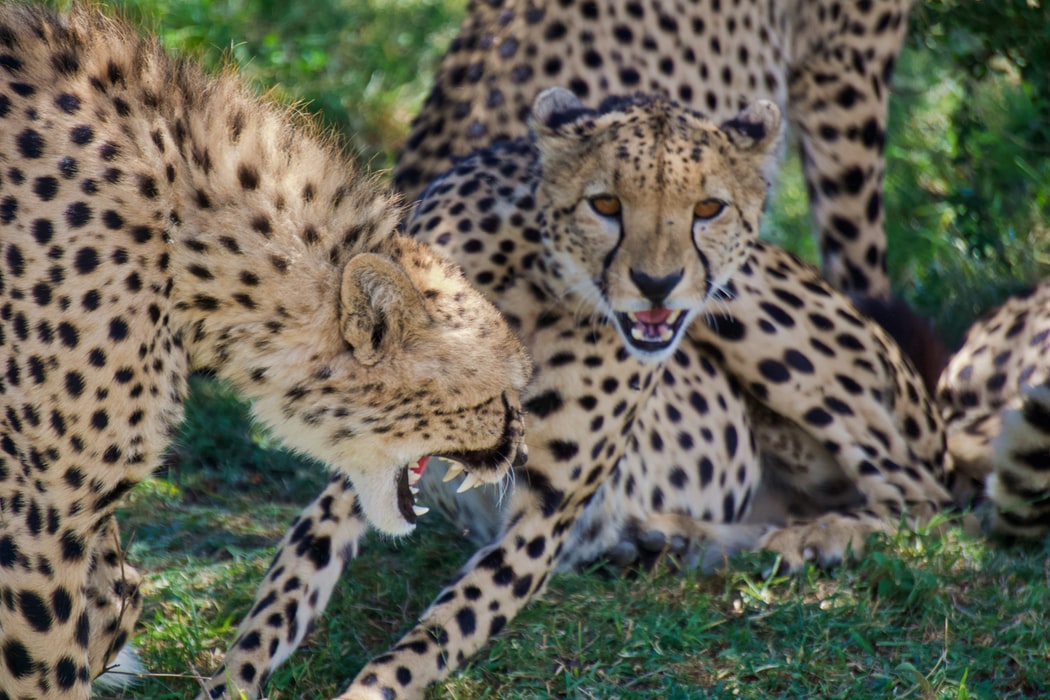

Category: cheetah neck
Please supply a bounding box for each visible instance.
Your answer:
[103,42,404,368]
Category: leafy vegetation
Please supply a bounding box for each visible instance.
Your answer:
[71,0,1050,698]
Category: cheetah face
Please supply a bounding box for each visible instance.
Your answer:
[531,89,781,362]
[253,237,531,536]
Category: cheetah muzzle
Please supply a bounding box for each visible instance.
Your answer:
[399,393,527,523]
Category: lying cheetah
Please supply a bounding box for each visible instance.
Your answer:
[207,90,952,700]
[938,279,1050,538]
[393,0,914,300]
[0,4,529,698]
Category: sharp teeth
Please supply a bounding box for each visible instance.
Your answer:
[630,325,647,341]
[410,484,419,497]
[456,472,484,493]
[412,504,430,517]
[443,462,466,482]
[667,310,682,324]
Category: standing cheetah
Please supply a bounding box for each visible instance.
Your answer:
[0,4,529,698]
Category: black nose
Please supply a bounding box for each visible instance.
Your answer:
[629,268,683,305]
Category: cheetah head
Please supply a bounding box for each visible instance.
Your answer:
[247,236,531,536]
[530,88,781,362]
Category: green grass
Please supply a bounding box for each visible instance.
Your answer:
[116,434,1050,699]
[74,0,1050,698]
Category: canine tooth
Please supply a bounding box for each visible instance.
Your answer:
[667,310,682,323]
[410,484,419,496]
[631,325,646,341]
[456,472,483,493]
[412,504,430,517]
[443,462,466,482]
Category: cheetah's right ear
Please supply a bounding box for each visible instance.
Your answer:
[339,253,430,366]
[530,87,591,133]
[719,99,782,157]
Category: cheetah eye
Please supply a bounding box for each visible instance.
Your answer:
[693,199,725,221]
[589,194,622,218]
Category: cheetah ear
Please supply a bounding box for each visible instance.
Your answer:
[719,99,782,156]
[531,88,599,166]
[339,253,430,366]
[530,87,590,133]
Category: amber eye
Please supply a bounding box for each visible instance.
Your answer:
[589,195,622,218]
[693,199,725,220]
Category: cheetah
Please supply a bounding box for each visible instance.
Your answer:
[937,280,1050,538]
[0,4,530,698]
[206,89,953,700]
[393,0,914,300]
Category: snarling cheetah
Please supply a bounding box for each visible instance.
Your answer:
[207,89,955,700]
[0,4,530,698]
[938,279,1050,538]
[393,0,913,300]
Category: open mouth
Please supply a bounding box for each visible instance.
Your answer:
[396,394,528,525]
[396,456,431,524]
[614,307,688,353]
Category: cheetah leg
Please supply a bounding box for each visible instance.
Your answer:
[787,0,911,299]
[338,317,643,699]
[336,483,587,700]
[692,243,953,568]
[564,344,764,573]
[0,532,97,699]
[84,516,144,684]
[198,476,367,700]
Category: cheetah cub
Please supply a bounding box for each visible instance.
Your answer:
[0,4,528,699]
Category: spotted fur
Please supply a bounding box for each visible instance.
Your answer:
[393,0,913,299]
[0,5,530,698]
[938,280,1050,537]
[207,90,952,700]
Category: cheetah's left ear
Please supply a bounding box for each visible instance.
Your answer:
[339,253,430,366]
[719,100,782,156]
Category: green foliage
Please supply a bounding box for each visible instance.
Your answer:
[764,1,1050,345]
[889,1,1050,344]
[103,0,465,168]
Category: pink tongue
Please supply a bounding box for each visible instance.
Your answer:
[411,456,429,476]
[634,308,673,324]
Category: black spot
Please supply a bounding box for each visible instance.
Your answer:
[803,407,834,427]
[65,201,92,228]
[455,607,477,636]
[109,317,129,341]
[16,128,45,158]
[70,124,94,145]
[757,359,790,383]
[238,164,259,190]
[783,349,814,374]
[524,390,563,418]
[548,439,579,461]
[32,176,59,201]
[18,590,53,632]
[3,640,32,679]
